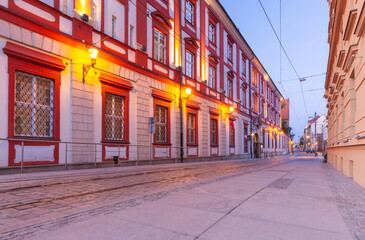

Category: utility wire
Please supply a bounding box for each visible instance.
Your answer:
[257,0,309,118]
[281,72,327,82]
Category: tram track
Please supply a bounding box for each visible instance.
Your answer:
[0,158,287,211]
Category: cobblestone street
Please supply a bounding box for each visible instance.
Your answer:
[0,152,364,239]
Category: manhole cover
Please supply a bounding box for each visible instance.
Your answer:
[267,178,294,189]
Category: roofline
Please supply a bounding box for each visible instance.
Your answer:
[215,0,284,99]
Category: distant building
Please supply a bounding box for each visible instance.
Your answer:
[303,115,326,153]
[281,99,290,131]
[325,0,365,187]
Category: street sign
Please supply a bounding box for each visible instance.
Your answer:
[148,117,156,134]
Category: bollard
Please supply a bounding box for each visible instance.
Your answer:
[65,143,68,170]
[94,144,97,168]
[21,141,24,174]
[113,156,118,164]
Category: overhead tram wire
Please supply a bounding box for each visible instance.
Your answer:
[130,0,305,125]
[104,0,287,93]
[257,0,309,118]
[94,0,296,115]
[281,72,327,83]
[277,0,304,126]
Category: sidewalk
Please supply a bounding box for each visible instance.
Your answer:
[28,157,356,240]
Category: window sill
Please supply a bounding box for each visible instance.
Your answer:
[153,143,172,146]
[187,143,198,147]
[9,137,60,142]
[210,144,219,147]
[102,140,130,144]
[185,20,196,29]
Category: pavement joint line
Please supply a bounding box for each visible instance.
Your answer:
[0,157,298,239]
[193,170,294,240]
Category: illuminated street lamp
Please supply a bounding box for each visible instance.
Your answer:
[82,47,98,83]
[185,88,192,96]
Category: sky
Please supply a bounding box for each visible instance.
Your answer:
[220,0,329,142]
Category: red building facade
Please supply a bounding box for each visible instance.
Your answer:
[0,0,289,167]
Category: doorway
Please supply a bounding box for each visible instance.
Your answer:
[253,133,261,158]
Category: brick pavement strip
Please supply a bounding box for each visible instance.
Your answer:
[323,163,365,240]
[0,157,294,240]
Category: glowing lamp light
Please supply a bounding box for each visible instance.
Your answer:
[229,106,234,112]
[306,135,310,139]
[89,48,98,60]
[186,88,192,95]
[82,47,98,83]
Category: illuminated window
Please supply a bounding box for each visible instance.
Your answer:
[252,68,258,86]
[153,29,166,64]
[253,95,258,113]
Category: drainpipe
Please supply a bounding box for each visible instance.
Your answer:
[248,57,254,159]
[179,0,184,163]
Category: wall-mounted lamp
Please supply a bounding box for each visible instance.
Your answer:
[81,13,89,22]
[82,48,98,83]
[182,88,192,102]
[229,106,234,113]
[186,88,192,96]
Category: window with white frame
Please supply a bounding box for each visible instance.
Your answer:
[112,15,117,38]
[241,55,246,76]
[208,23,215,44]
[14,71,54,138]
[187,113,196,144]
[155,105,168,143]
[229,120,235,146]
[241,88,245,107]
[227,78,233,99]
[105,93,125,140]
[185,0,194,25]
[227,44,232,62]
[186,50,194,78]
[153,29,166,64]
[210,118,218,145]
[209,66,216,89]
[92,2,99,30]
